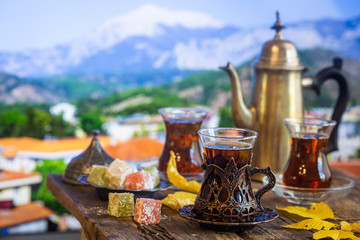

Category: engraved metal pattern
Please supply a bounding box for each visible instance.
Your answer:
[63,130,114,185]
[192,158,275,223]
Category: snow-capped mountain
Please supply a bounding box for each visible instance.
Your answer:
[0,4,359,77]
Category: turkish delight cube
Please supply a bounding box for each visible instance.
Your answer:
[123,170,153,190]
[108,192,134,217]
[143,166,160,188]
[134,198,162,225]
[105,159,135,188]
[87,165,108,186]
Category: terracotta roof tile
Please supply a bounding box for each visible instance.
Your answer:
[0,170,41,182]
[0,137,42,158]
[104,137,163,161]
[0,137,42,146]
[0,170,42,189]
[0,136,112,158]
[0,136,163,161]
[0,202,53,229]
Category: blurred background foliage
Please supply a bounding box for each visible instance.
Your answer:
[32,160,68,214]
[0,104,76,138]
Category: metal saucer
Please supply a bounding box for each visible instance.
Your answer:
[178,205,278,232]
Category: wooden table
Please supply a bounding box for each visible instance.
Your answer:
[47,170,360,240]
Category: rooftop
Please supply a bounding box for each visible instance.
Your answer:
[0,136,113,159]
[104,137,163,160]
[0,170,42,189]
[0,202,53,229]
[0,135,164,163]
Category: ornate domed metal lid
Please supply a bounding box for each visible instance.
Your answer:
[63,130,114,185]
[255,11,305,71]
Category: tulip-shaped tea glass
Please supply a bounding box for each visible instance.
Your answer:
[158,107,208,180]
[283,118,336,188]
[194,128,275,223]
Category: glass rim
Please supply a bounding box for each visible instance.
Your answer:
[283,118,336,127]
[198,127,258,140]
[158,107,208,118]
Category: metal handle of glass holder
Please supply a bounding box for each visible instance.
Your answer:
[250,166,276,210]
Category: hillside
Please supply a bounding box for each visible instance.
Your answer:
[69,48,359,123]
[32,69,194,100]
[0,48,358,108]
[300,49,360,107]
[75,87,193,118]
[0,48,358,139]
[0,73,64,104]
[165,48,360,110]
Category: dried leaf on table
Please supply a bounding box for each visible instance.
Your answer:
[341,221,360,233]
[350,223,360,233]
[283,219,337,230]
[341,221,352,231]
[313,229,360,240]
[277,202,335,220]
[166,151,201,193]
[162,194,180,210]
[161,191,197,210]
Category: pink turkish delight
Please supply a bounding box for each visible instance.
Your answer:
[123,170,153,190]
[134,198,162,225]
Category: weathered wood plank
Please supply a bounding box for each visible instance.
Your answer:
[47,170,360,240]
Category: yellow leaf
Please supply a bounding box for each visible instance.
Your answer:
[313,230,360,240]
[277,202,335,220]
[341,221,360,233]
[283,219,337,230]
[166,151,201,193]
[341,221,352,231]
[161,191,197,210]
[173,191,197,199]
[350,223,360,233]
[162,194,181,210]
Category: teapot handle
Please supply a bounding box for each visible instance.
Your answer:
[306,57,349,153]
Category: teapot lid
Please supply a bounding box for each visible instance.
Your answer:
[255,11,305,71]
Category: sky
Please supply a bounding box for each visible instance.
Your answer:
[0,0,359,52]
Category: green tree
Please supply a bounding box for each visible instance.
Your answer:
[0,104,76,138]
[49,113,76,137]
[0,109,27,137]
[32,160,68,214]
[218,107,235,127]
[79,111,105,135]
[25,106,51,138]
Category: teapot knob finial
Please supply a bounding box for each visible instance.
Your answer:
[271,11,286,39]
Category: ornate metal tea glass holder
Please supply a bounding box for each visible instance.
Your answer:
[191,128,276,224]
[192,157,275,223]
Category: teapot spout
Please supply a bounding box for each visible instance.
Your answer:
[220,62,254,129]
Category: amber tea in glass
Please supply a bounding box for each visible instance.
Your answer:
[202,141,252,169]
[283,118,336,188]
[158,107,207,180]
